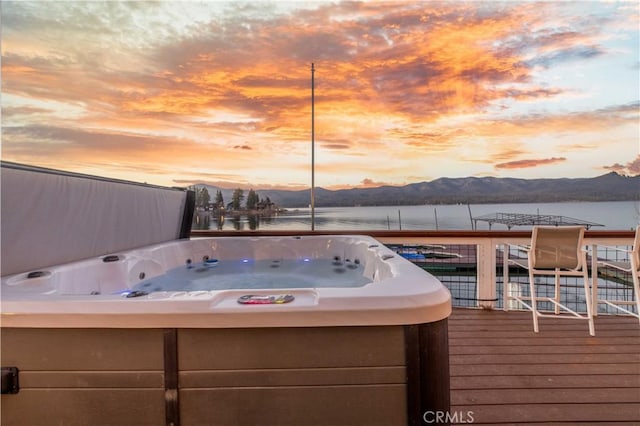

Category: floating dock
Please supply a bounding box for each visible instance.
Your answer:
[472,212,604,230]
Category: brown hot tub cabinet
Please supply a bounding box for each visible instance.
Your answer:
[1,321,448,426]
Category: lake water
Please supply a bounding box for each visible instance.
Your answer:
[194,200,640,231]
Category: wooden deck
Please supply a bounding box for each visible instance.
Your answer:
[449,308,640,424]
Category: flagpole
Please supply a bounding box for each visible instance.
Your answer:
[311,62,315,231]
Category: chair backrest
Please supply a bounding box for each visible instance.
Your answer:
[530,226,585,270]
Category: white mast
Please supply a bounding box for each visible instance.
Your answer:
[311,63,316,231]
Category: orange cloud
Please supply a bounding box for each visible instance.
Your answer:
[1,1,637,187]
[495,157,567,170]
[359,178,397,188]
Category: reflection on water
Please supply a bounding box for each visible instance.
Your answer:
[192,201,639,231]
[193,212,270,231]
[192,212,210,230]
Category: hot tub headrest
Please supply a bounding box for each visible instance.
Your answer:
[0,161,195,277]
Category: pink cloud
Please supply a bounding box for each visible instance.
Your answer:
[603,155,640,176]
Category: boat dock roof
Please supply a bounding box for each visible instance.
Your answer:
[473,212,604,230]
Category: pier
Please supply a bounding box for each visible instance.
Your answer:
[472,212,604,230]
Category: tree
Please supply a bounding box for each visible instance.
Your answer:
[188,186,211,210]
[232,188,244,210]
[257,195,274,211]
[215,190,224,209]
[246,189,258,210]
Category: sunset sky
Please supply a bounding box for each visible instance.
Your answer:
[1,1,639,190]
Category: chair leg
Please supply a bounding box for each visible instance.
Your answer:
[631,258,640,324]
[582,268,595,336]
[554,270,561,314]
[634,275,640,324]
[529,268,539,333]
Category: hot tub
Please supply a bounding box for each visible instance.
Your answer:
[1,235,451,426]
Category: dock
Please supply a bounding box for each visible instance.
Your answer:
[472,212,604,230]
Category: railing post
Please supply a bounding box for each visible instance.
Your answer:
[591,243,599,317]
[476,239,496,309]
[503,243,510,311]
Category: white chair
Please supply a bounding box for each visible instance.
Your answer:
[504,226,595,336]
[594,225,640,323]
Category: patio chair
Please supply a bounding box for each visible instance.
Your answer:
[504,226,595,336]
[594,225,640,323]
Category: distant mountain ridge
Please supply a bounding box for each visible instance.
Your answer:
[194,172,639,208]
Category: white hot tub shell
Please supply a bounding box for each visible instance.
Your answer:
[1,235,451,328]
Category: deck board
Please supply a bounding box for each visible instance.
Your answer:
[449,308,640,424]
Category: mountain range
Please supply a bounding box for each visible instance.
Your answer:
[194,172,639,208]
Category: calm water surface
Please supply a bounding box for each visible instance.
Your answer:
[194,201,640,231]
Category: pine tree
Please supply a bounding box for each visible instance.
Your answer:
[215,190,224,209]
[232,188,244,210]
[246,189,258,210]
[198,187,211,209]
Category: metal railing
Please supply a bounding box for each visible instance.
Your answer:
[190,229,637,314]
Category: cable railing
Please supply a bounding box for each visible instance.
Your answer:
[190,229,637,315]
